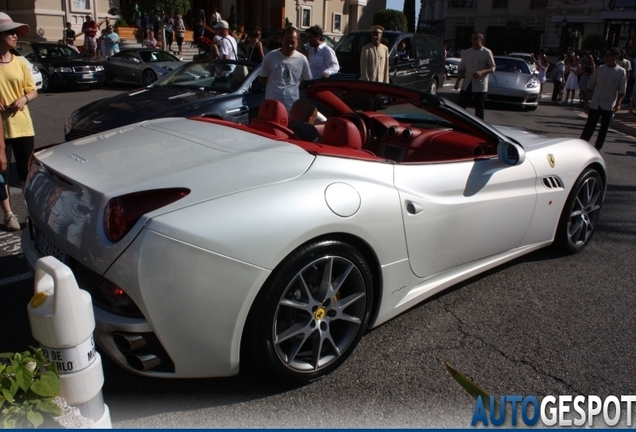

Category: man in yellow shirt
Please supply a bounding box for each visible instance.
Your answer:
[360,25,389,83]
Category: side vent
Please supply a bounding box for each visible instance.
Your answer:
[541,176,564,189]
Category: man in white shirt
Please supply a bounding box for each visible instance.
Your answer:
[580,47,626,150]
[210,7,221,27]
[306,25,339,79]
[454,32,495,120]
[213,20,237,60]
[259,27,312,111]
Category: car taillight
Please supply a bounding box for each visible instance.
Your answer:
[97,279,143,317]
[104,188,190,242]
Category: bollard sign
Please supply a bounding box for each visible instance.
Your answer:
[41,335,97,373]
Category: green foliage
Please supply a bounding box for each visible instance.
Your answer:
[113,18,129,28]
[138,0,190,16]
[403,0,416,33]
[372,9,408,32]
[582,35,607,52]
[0,348,62,428]
[227,5,237,32]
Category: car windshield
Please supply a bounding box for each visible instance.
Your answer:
[494,58,530,74]
[335,33,399,53]
[331,88,452,128]
[138,50,180,62]
[36,45,82,59]
[155,60,255,92]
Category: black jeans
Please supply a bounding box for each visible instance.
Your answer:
[458,83,486,120]
[580,107,613,150]
[4,136,35,182]
[551,79,563,101]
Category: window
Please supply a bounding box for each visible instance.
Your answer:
[333,13,342,33]
[72,0,90,11]
[301,8,311,28]
[529,0,547,8]
[447,0,477,8]
[492,0,508,8]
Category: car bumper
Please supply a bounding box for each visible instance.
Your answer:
[486,88,539,107]
[51,72,105,87]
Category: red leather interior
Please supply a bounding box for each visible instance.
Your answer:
[401,130,490,162]
[249,99,295,138]
[322,117,362,150]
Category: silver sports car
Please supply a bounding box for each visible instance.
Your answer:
[97,48,185,86]
[21,80,606,382]
[487,56,541,110]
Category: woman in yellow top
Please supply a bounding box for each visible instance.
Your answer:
[0,12,37,231]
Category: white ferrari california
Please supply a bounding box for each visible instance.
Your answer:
[21,79,606,382]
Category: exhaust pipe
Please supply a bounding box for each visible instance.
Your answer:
[126,353,161,371]
[113,333,146,352]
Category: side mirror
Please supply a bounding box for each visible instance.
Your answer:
[497,140,526,166]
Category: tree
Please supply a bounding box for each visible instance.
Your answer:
[372,9,408,32]
[403,0,416,33]
[138,0,190,16]
[227,5,237,32]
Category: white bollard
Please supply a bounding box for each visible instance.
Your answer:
[27,256,112,428]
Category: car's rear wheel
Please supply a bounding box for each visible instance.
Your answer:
[428,77,438,95]
[142,69,157,86]
[242,240,374,382]
[555,168,603,254]
[40,72,50,92]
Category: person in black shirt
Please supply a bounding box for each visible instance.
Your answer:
[289,99,321,142]
[64,22,79,53]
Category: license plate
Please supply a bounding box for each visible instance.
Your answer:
[35,228,67,263]
[81,73,93,79]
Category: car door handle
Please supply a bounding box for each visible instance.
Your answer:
[406,201,424,215]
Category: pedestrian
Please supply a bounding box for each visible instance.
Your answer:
[580,48,626,150]
[81,14,98,59]
[174,14,185,58]
[213,20,237,60]
[579,53,595,108]
[164,13,175,52]
[259,26,312,111]
[564,53,580,104]
[210,7,222,27]
[359,25,389,83]
[306,25,339,79]
[533,49,548,95]
[103,24,120,56]
[246,29,264,64]
[453,31,495,120]
[617,50,632,105]
[551,54,566,103]
[64,22,79,53]
[194,8,205,39]
[144,29,158,48]
[0,12,38,231]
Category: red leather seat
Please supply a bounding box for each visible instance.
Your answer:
[322,117,362,150]
[249,99,295,138]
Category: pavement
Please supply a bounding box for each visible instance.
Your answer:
[610,106,636,137]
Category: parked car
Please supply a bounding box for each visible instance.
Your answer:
[487,56,540,110]
[508,52,537,75]
[64,59,264,141]
[445,56,461,78]
[334,31,445,94]
[11,48,43,90]
[95,48,185,86]
[22,79,606,382]
[15,41,105,91]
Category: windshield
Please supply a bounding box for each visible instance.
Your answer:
[36,45,82,59]
[494,58,531,74]
[155,61,255,92]
[335,33,399,54]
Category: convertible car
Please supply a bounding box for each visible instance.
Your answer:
[21,80,606,382]
[65,59,263,141]
[96,48,185,86]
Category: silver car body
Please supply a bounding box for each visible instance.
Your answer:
[487,56,541,110]
[97,48,185,86]
[21,80,605,379]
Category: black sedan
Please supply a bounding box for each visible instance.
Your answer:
[65,59,264,141]
[16,42,105,91]
[95,49,185,86]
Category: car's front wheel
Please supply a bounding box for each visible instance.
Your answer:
[555,168,603,254]
[428,77,438,95]
[142,69,157,86]
[40,71,50,92]
[242,240,374,382]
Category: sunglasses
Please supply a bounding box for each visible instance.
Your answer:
[2,29,19,36]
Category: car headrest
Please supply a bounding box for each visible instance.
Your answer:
[322,117,362,150]
[257,99,289,127]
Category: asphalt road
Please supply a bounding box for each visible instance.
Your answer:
[1,83,635,427]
